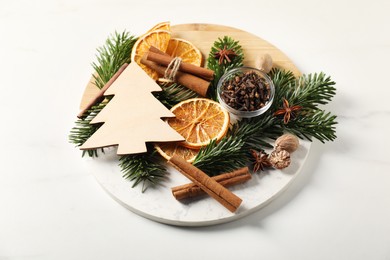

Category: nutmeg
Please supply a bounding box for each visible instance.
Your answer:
[255,53,273,73]
[274,133,299,153]
[269,149,291,169]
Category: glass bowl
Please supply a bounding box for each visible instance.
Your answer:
[217,67,275,118]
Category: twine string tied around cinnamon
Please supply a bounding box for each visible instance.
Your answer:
[163,56,182,82]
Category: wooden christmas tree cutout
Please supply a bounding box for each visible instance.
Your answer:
[80,62,184,155]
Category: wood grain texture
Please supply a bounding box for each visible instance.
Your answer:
[171,24,300,75]
[80,23,299,109]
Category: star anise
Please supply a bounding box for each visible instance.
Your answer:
[250,149,272,173]
[214,45,237,65]
[274,98,302,124]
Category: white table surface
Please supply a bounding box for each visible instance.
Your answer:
[1,0,390,259]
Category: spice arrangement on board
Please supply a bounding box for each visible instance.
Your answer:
[69,22,337,213]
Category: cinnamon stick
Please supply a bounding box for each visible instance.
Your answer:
[77,63,129,118]
[140,55,210,97]
[168,155,242,213]
[172,167,251,200]
[147,48,214,81]
[148,46,167,56]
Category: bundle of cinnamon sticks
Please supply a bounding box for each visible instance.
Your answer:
[169,155,251,213]
[171,166,251,200]
[77,46,215,118]
[141,46,214,97]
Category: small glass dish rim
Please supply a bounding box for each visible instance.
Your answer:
[216,66,275,118]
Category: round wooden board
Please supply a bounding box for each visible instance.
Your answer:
[171,24,299,74]
[80,23,300,109]
[81,23,310,226]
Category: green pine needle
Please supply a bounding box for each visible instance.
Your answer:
[92,31,137,89]
[153,82,199,109]
[287,72,336,110]
[230,113,284,149]
[270,69,337,112]
[193,137,247,176]
[269,68,338,142]
[192,113,282,174]
[269,68,296,111]
[284,110,338,142]
[119,150,167,192]
[69,102,106,157]
[206,36,244,100]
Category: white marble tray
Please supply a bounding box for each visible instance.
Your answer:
[84,139,310,226]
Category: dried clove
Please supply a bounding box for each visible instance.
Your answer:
[220,71,271,112]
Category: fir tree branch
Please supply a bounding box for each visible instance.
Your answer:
[269,68,296,111]
[287,72,336,110]
[193,137,247,176]
[119,149,167,192]
[269,68,296,88]
[229,113,283,149]
[92,31,137,89]
[270,69,336,112]
[283,110,338,142]
[192,114,282,175]
[153,82,199,109]
[69,102,106,157]
[269,69,338,142]
[206,36,244,100]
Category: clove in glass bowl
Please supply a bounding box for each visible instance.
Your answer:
[217,67,275,118]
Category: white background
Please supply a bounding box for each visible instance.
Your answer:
[1,0,390,259]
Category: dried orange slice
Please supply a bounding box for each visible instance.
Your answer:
[166,98,230,149]
[131,30,171,80]
[155,142,199,163]
[146,21,171,33]
[166,38,202,67]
